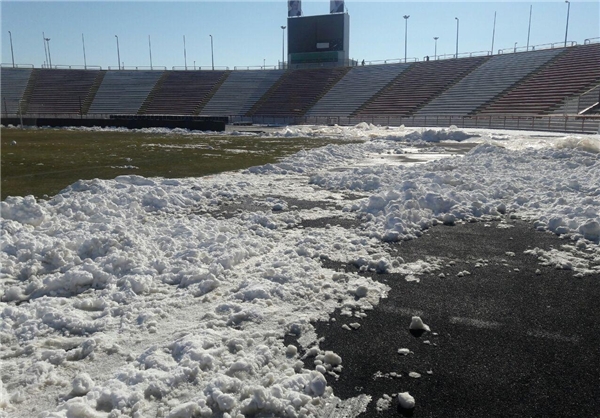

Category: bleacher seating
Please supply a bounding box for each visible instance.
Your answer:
[247,67,350,117]
[1,68,32,115]
[416,49,564,116]
[305,63,411,117]
[478,43,600,115]
[354,56,489,117]
[26,69,100,114]
[141,70,229,115]
[88,70,163,115]
[201,70,285,116]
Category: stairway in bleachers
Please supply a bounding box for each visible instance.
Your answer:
[26,69,101,114]
[140,71,229,115]
[353,56,489,117]
[416,49,565,116]
[305,63,411,117]
[88,71,164,115]
[1,68,32,115]
[246,67,351,117]
[201,70,285,116]
[81,71,106,115]
[477,43,600,115]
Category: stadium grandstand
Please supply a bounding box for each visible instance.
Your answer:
[2,2,599,134]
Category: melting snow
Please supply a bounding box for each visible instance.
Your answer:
[1,124,599,417]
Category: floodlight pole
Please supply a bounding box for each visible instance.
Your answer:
[210,35,214,70]
[433,36,439,60]
[403,15,410,63]
[526,5,532,51]
[148,35,153,70]
[115,35,120,70]
[281,25,286,68]
[455,17,459,58]
[564,0,570,47]
[491,11,496,55]
[8,31,15,68]
[45,37,52,68]
[42,32,49,68]
[183,35,187,70]
[82,33,87,69]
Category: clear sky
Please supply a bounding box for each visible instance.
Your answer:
[2,1,598,70]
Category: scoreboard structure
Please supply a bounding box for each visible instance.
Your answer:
[287,12,350,68]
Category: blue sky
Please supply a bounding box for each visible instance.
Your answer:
[2,1,598,69]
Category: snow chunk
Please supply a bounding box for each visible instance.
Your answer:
[398,392,416,409]
[409,316,430,332]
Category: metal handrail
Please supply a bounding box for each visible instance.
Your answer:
[107,66,167,71]
[171,66,229,71]
[584,37,600,45]
[497,41,577,54]
[53,65,103,70]
[1,63,34,68]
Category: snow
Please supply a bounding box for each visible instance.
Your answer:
[1,124,599,417]
[409,316,431,332]
[397,392,416,409]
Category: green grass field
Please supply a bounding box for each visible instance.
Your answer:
[1,127,351,200]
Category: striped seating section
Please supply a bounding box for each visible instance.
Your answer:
[201,70,285,116]
[478,43,600,115]
[247,67,350,117]
[354,56,489,117]
[306,63,411,117]
[416,48,564,116]
[141,70,229,115]
[27,69,100,114]
[1,68,32,115]
[88,70,163,114]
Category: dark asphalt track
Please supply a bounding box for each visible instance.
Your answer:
[302,219,600,418]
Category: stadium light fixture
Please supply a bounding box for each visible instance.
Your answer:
[455,17,459,58]
[281,26,286,68]
[183,35,187,70]
[45,37,52,68]
[8,31,15,68]
[148,35,153,70]
[115,35,120,70]
[491,11,497,55]
[526,5,532,51]
[433,36,439,60]
[403,15,410,63]
[82,34,87,69]
[210,35,214,71]
[42,32,49,68]
[564,0,570,47]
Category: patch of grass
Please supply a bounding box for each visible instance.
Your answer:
[1,127,354,200]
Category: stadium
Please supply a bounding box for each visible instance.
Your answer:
[1,1,600,417]
[1,1,599,133]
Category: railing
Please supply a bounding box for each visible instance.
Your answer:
[51,65,103,70]
[497,41,576,54]
[1,38,595,73]
[228,114,600,135]
[1,63,34,68]
[2,112,598,134]
[106,66,167,71]
[234,65,279,70]
[171,66,229,71]
[366,58,419,65]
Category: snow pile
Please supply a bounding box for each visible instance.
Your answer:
[1,125,599,417]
